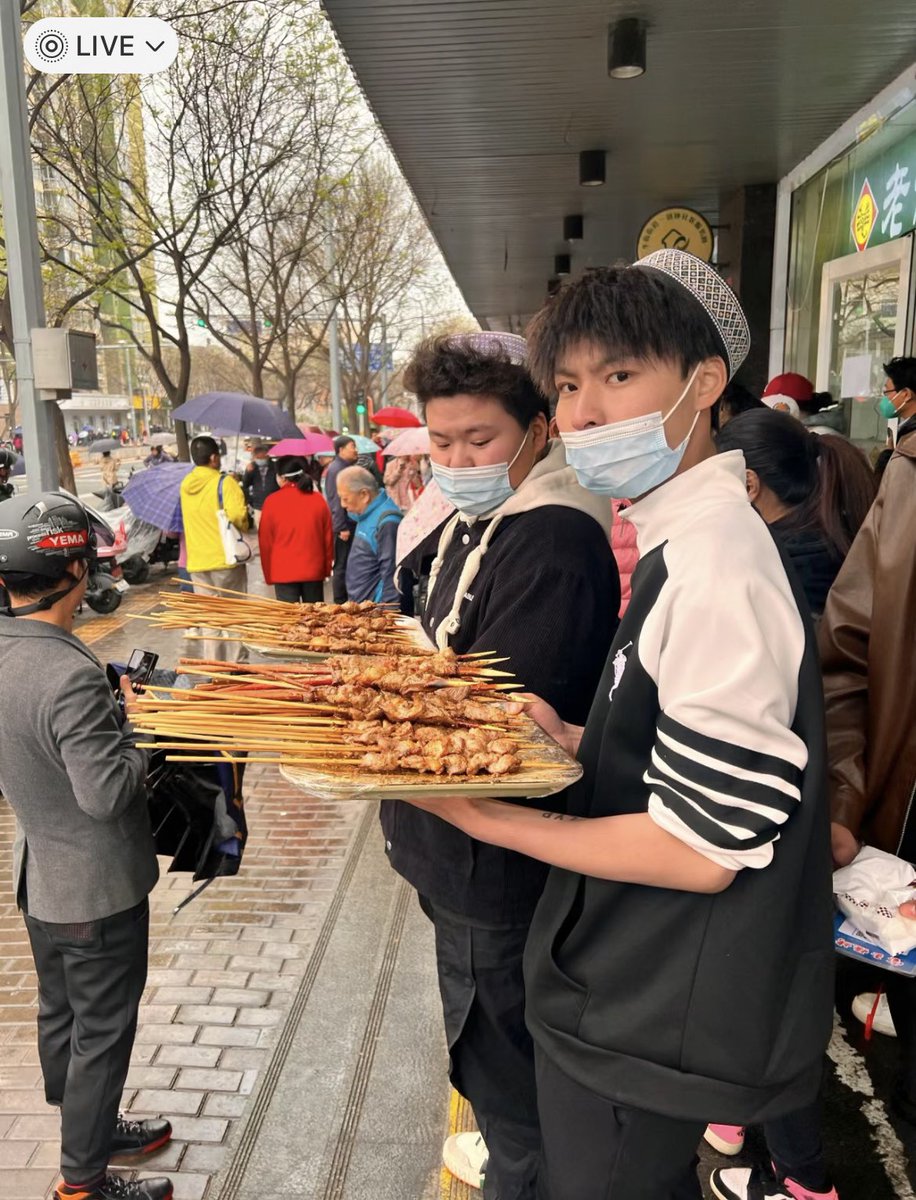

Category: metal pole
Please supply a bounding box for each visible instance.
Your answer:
[325,234,342,432]
[0,3,59,492]
[122,345,138,440]
[380,315,389,406]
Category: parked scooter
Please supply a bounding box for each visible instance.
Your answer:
[84,506,130,614]
[118,508,180,585]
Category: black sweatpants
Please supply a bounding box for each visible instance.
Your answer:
[535,1050,705,1200]
[24,898,149,1184]
[274,580,324,604]
[332,534,351,603]
[420,895,541,1200]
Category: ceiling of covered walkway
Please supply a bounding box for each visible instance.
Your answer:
[321,0,916,329]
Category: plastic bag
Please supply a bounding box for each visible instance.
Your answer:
[834,846,916,956]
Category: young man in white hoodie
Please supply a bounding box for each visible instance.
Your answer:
[379,332,619,1200]
[401,257,834,1199]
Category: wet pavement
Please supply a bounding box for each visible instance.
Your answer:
[0,561,915,1198]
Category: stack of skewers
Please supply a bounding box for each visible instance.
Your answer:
[139,589,426,657]
[132,651,582,801]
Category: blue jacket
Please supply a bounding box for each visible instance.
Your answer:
[345,492,402,603]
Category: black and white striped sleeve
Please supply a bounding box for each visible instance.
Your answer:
[641,542,809,871]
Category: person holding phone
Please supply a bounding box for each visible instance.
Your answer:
[0,492,173,1200]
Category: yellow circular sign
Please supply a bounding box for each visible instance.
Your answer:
[637,207,714,261]
[852,181,878,253]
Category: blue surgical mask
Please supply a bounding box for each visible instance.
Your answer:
[431,429,530,517]
[560,366,701,499]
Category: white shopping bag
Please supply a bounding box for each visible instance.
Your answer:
[834,846,916,956]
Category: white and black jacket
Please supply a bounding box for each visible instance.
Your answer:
[524,452,835,1124]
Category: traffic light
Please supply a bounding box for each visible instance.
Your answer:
[355,390,367,416]
[196,317,206,327]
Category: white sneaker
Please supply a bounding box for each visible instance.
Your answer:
[443,1131,488,1191]
[851,991,897,1037]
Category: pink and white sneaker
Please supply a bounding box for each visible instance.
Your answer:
[710,1165,839,1200]
[704,1124,746,1155]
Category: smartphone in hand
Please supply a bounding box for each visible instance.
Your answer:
[106,649,159,698]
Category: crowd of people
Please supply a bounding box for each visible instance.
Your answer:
[0,247,915,1200]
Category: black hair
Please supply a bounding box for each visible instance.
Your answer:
[1,562,72,598]
[191,435,220,466]
[713,380,764,432]
[526,266,723,396]
[405,335,549,427]
[334,435,355,453]
[717,409,876,560]
[883,356,916,394]
[276,456,314,493]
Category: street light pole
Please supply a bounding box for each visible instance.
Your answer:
[324,234,343,432]
[380,315,389,407]
[0,3,60,492]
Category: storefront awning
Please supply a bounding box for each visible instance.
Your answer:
[321,0,916,329]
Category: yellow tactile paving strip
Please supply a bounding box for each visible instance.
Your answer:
[441,1088,478,1199]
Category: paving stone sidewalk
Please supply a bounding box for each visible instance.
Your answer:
[0,766,365,1199]
[0,578,368,1200]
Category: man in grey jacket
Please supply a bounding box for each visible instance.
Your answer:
[0,492,172,1200]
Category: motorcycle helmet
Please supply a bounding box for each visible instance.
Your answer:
[0,491,97,615]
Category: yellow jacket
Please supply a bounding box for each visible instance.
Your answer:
[180,466,249,573]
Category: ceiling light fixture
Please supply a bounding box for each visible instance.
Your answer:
[554,253,571,277]
[608,17,646,79]
[563,214,584,242]
[579,150,606,187]
[547,277,561,297]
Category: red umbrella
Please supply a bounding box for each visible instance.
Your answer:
[370,405,422,429]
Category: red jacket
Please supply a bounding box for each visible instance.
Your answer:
[258,486,334,584]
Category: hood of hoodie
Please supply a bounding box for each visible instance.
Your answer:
[461,439,611,534]
[183,465,221,495]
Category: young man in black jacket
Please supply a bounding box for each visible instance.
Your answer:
[403,255,834,1199]
[380,332,619,1200]
[324,436,359,602]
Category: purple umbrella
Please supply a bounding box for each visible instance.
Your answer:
[171,392,300,440]
[123,462,193,531]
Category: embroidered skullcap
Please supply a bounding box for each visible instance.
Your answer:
[448,331,528,366]
[634,249,750,379]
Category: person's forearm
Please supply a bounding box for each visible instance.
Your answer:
[455,799,735,893]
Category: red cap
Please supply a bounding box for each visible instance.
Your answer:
[763,372,814,404]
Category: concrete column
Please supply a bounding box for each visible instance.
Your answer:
[718,184,777,394]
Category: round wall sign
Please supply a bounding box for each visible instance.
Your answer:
[637,207,714,261]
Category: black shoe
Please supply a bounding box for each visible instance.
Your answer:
[109,1116,172,1158]
[56,1175,173,1200]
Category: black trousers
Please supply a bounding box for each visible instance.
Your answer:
[420,894,541,1200]
[24,898,149,1184]
[274,580,324,604]
[535,1050,705,1200]
[885,972,916,1100]
[332,534,351,603]
[762,1098,831,1192]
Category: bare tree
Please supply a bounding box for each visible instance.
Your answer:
[27,1,330,454]
[191,29,368,413]
[328,154,439,428]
